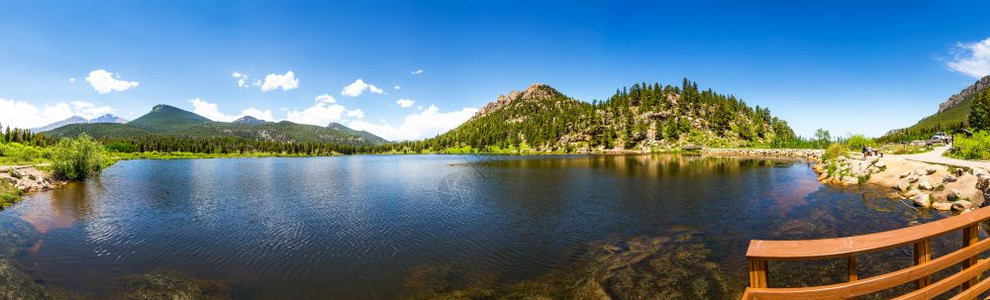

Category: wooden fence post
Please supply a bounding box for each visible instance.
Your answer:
[749,258,768,288]
[914,239,932,289]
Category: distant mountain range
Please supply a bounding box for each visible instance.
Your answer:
[882,75,990,141]
[33,114,129,132]
[45,104,390,145]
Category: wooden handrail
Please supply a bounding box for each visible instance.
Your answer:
[742,206,990,300]
[742,238,990,299]
[746,207,990,260]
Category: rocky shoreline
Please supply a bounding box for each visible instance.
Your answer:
[701,148,824,160]
[811,155,987,213]
[704,148,990,214]
[0,165,65,195]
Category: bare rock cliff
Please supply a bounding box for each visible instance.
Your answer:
[939,75,990,113]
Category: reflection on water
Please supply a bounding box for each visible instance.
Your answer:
[0,154,955,299]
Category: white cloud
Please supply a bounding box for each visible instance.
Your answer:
[396,98,415,108]
[260,71,299,92]
[0,98,115,129]
[341,79,385,97]
[285,94,351,126]
[232,71,250,87]
[315,94,336,104]
[948,37,990,78]
[348,105,477,141]
[68,78,76,83]
[394,85,401,90]
[85,69,139,94]
[188,98,274,122]
[346,109,365,119]
[411,69,424,75]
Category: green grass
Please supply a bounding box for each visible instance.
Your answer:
[0,180,21,208]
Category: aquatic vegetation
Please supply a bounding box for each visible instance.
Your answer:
[120,271,231,300]
[405,228,739,299]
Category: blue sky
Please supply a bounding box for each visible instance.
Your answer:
[2,0,990,140]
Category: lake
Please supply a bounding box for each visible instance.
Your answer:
[0,155,957,299]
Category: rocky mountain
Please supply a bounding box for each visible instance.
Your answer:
[421,81,794,152]
[882,75,990,141]
[90,114,130,124]
[47,104,389,146]
[327,122,390,144]
[33,114,129,132]
[232,116,269,125]
[939,75,990,113]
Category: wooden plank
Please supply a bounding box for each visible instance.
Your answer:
[962,224,979,290]
[740,237,990,300]
[895,257,990,300]
[949,271,990,300]
[746,207,990,260]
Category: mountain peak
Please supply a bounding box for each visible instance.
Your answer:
[474,83,564,118]
[939,75,990,113]
[232,116,268,125]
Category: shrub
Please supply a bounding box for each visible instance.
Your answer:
[845,134,874,151]
[949,131,990,160]
[822,143,847,161]
[50,134,107,180]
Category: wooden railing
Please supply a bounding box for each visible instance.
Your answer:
[742,206,990,300]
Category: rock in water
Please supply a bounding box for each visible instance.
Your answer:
[952,201,973,212]
[933,202,953,211]
[912,194,931,208]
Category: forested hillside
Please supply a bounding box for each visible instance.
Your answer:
[382,79,795,153]
[881,75,990,142]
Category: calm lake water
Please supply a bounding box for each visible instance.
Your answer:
[0,155,961,299]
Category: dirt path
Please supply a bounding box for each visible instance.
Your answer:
[893,146,990,169]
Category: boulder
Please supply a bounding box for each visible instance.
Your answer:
[978,173,990,191]
[895,182,910,191]
[947,189,962,202]
[841,176,859,185]
[933,202,953,211]
[943,174,957,183]
[952,201,974,212]
[918,180,934,190]
[907,174,920,183]
[912,194,931,208]
[924,166,937,175]
[899,171,912,178]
